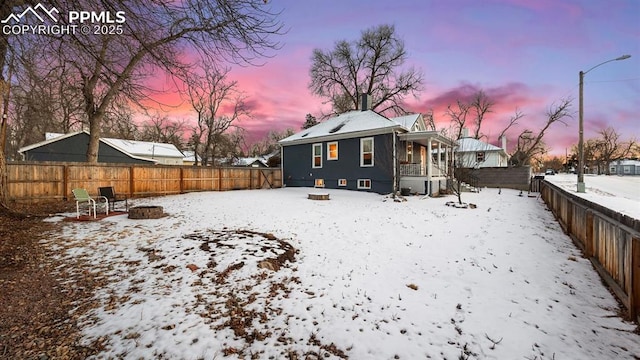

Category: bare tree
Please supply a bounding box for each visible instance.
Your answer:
[20,0,284,163]
[7,45,89,158]
[139,115,187,150]
[588,127,636,174]
[510,99,572,167]
[445,89,497,141]
[542,156,564,173]
[100,101,139,140]
[423,110,436,131]
[0,54,12,207]
[185,64,249,166]
[214,128,247,165]
[470,90,493,139]
[497,108,524,144]
[309,24,423,115]
[445,100,471,140]
[249,128,294,156]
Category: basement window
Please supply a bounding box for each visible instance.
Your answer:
[338,179,347,187]
[315,179,325,188]
[357,179,371,189]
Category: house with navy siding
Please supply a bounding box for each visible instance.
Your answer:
[279,109,456,195]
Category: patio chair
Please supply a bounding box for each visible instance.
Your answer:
[98,186,128,212]
[72,188,109,218]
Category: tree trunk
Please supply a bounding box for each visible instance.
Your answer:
[86,112,102,163]
[0,147,6,207]
[0,73,12,209]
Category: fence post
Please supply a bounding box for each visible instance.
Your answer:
[632,236,640,322]
[63,164,69,200]
[585,210,594,258]
[129,166,135,198]
[179,167,184,194]
[567,201,573,237]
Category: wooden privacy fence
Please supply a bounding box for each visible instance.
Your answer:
[540,180,640,323]
[5,161,282,203]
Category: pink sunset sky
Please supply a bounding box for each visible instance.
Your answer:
[153,0,640,156]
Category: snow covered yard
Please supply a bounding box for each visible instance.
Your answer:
[543,173,639,219]
[44,187,640,359]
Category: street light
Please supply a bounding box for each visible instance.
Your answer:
[577,54,631,193]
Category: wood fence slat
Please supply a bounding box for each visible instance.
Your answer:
[541,180,640,322]
[632,237,640,322]
[6,162,281,204]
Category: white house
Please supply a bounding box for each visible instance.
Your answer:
[456,135,509,168]
[103,137,185,165]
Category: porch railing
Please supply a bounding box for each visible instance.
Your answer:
[399,163,447,177]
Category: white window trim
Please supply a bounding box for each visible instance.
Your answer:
[357,179,371,189]
[315,179,325,188]
[360,137,374,167]
[327,141,338,160]
[312,143,322,168]
[406,141,413,163]
[338,179,347,187]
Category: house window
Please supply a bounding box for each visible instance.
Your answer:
[338,179,347,187]
[624,166,631,174]
[361,138,374,167]
[357,179,371,189]
[406,142,413,163]
[315,179,325,187]
[476,151,485,163]
[312,143,322,168]
[327,142,338,160]
[609,166,616,174]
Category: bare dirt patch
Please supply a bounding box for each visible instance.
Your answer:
[0,203,99,360]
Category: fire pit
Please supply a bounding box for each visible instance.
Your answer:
[128,206,164,219]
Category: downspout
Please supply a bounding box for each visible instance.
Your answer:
[392,130,397,193]
[279,143,284,188]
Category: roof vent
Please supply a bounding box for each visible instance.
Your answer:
[301,133,309,137]
[329,122,346,133]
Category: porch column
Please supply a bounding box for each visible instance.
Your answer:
[437,141,442,176]
[445,143,450,176]
[427,140,432,194]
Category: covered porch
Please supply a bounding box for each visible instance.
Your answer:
[397,131,456,195]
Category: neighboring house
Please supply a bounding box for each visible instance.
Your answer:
[182,151,202,166]
[456,134,509,168]
[609,159,640,175]
[18,131,185,165]
[232,156,269,167]
[278,107,455,195]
